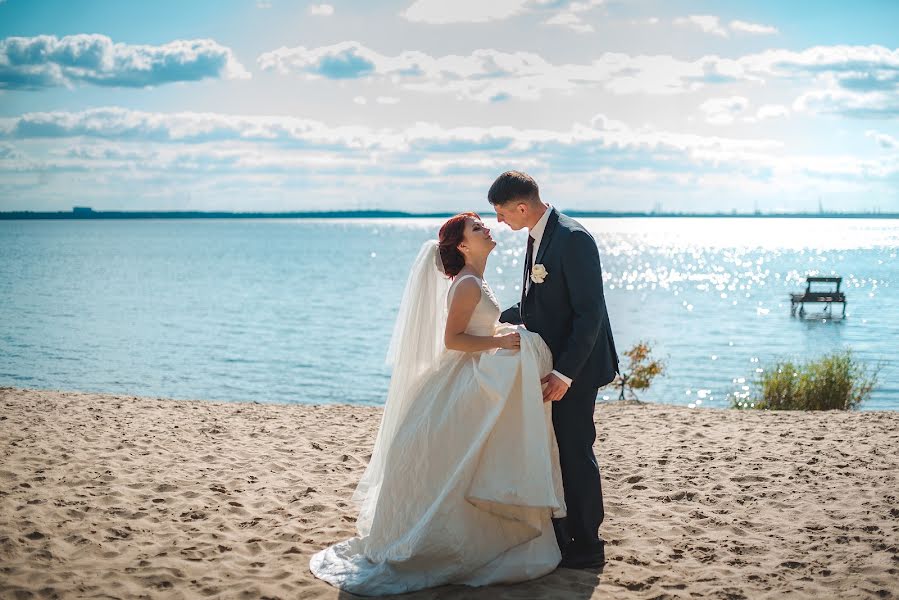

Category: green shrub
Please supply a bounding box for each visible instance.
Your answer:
[731,349,879,411]
[613,341,666,401]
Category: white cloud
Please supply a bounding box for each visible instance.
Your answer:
[674,15,728,37]
[258,42,565,100]
[699,96,749,125]
[541,0,603,32]
[419,155,540,174]
[601,54,751,95]
[257,41,755,100]
[743,45,899,119]
[401,0,531,24]
[257,41,899,118]
[33,142,372,172]
[0,142,22,160]
[0,106,784,160]
[751,104,789,121]
[568,0,604,12]
[740,45,899,80]
[309,3,334,16]
[256,1,272,8]
[401,0,601,25]
[3,107,897,212]
[795,88,899,119]
[729,20,778,35]
[0,34,249,90]
[376,96,400,104]
[674,16,778,37]
[542,11,594,33]
[866,130,898,149]
[353,96,367,105]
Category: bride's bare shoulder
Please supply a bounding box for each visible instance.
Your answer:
[450,274,481,293]
[448,275,481,304]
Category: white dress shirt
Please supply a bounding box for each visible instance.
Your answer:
[526,205,573,388]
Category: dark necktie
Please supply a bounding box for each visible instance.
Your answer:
[523,234,535,296]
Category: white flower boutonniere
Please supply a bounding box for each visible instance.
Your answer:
[530,263,548,284]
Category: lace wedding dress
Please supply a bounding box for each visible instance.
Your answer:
[309,243,566,596]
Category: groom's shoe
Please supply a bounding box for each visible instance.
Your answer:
[558,540,605,570]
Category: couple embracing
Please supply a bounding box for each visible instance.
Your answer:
[310,171,619,595]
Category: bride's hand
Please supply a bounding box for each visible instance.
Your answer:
[496,332,521,350]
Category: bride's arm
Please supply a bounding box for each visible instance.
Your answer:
[444,279,520,352]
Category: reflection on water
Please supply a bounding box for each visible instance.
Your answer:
[1,218,896,410]
[574,219,895,410]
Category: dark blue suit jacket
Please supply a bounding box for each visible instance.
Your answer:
[500,208,619,389]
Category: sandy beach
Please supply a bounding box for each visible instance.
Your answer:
[1,386,897,599]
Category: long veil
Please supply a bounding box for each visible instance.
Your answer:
[352,239,452,536]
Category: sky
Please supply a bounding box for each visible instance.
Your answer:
[0,0,897,213]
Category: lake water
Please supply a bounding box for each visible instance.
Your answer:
[1,217,896,410]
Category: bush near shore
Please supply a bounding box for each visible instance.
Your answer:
[731,349,879,411]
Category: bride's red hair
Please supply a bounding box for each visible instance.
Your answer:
[438,212,480,278]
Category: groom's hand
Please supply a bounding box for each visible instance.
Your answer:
[541,373,570,402]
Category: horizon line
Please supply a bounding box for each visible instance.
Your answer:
[1,208,898,220]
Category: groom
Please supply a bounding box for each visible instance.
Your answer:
[490,171,619,570]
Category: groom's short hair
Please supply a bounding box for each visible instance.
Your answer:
[488,171,540,206]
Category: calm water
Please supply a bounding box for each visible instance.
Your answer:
[1,218,896,410]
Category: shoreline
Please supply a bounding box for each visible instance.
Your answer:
[2,386,897,599]
[3,210,899,220]
[3,384,897,413]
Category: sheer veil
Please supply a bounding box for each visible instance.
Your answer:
[352,239,452,536]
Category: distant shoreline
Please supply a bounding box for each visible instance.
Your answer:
[2,209,898,220]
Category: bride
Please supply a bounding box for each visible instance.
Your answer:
[309,212,566,596]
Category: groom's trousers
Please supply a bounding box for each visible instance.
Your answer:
[551,375,604,551]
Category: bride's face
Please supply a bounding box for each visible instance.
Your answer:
[460,217,496,259]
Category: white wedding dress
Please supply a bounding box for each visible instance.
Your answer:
[309,246,566,596]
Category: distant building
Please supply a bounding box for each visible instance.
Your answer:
[73,206,93,214]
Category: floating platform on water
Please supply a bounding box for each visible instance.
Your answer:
[790,276,846,318]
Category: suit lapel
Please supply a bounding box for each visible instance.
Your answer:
[524,208,559,300]
[534,208,558,266]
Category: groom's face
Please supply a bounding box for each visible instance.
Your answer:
[493,200,528,231]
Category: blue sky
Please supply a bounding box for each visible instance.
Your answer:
[1,0,897,213]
